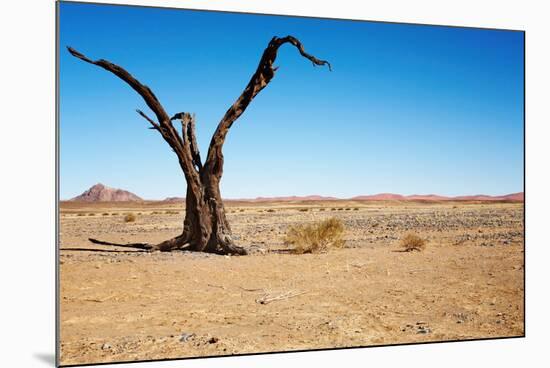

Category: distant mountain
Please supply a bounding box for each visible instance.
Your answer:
[500,192,524,201]
[453,192,524,201]
[163,197,185,202]
[70,183,142,202]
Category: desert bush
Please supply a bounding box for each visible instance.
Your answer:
[111,213,119,216]
[399,233,427,252]
[77,213,85,217]
[124,213,137,223]
[345,208,351,211]
[337,208,344,211]
[284,217,345,254]
[353,208,359,211]
[240,209,245,212]
[102,213,109,216]
[88,213,96,216]
[299,208,309,212]
[319,208,325,211]
[266,209,275,213]
[165,210,179,215]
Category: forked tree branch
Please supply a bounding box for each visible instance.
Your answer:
[204,35,331,176]
[136,109,161,131]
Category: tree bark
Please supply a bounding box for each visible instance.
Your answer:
[68,35,330,255]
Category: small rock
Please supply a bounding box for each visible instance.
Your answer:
[101,343,111,350]
[207,337,219,344]
[417,327,431,334]
[180,333,195,342]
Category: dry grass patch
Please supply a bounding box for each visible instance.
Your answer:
[284,217,345,254]
[123,213,137,223]
[399,233,427,252]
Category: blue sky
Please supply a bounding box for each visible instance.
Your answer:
[59,2,524,200]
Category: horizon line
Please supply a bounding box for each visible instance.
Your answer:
[62,184,524,202]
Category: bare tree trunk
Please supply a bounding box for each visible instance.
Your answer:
[70,35,330,255]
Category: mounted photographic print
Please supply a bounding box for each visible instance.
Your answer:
[57,1,525,366]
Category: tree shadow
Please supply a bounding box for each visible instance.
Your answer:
[60,248,146,253]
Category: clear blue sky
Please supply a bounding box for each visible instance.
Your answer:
[59,2,524,200]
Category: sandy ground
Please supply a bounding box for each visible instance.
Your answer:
[59,201,524,366]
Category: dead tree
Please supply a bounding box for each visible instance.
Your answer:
[68,36,331,255]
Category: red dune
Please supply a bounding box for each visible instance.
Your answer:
[245,195,339,202]
[405,194,450,201]
[351,193,406,201]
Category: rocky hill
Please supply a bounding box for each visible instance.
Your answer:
[70,183,142,202]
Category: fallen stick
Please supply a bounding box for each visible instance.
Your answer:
[255,290,308,305]
[237,286,264,292]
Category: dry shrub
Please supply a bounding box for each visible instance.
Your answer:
[400,233,426,252]
[77,213,85,217]
[353,208,359,211]
[319,208,326,212]
[102,212,109,216]
[299,208,309,212]
[266,209,275,213]
[88,213,96,216]
[124,213,137,223]
[165,210,179,215]
[285,217,345,254]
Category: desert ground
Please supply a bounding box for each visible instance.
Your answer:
[59,200,524,365]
